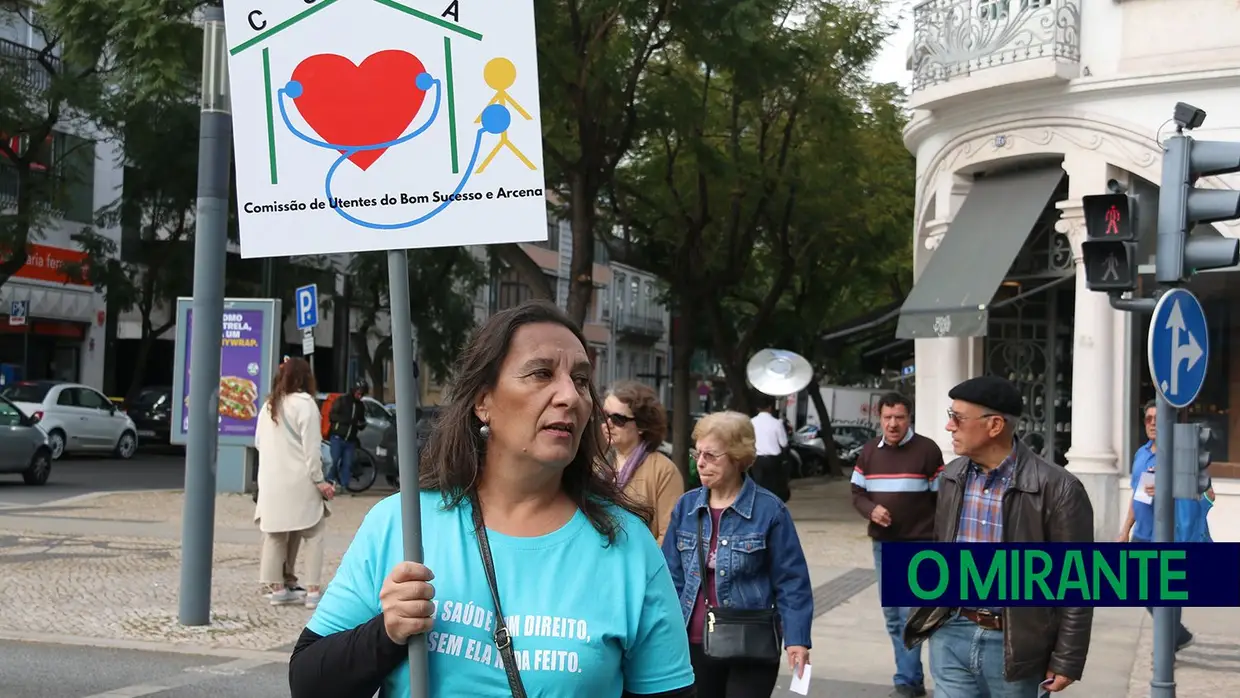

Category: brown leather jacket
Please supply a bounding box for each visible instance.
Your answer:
[902,439,1095,682]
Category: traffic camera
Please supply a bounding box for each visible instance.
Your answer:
[1081,192,1138,292]
[1172,422,1213,499]
[1157,103,1240,283]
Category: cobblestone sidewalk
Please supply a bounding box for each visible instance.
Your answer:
[0,530,345,650]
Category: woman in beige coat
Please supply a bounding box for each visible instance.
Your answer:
[254,358,333,608]
[604,380,684,545]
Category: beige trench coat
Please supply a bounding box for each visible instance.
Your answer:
[253,392,330,533]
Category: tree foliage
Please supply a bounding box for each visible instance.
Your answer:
[613,0,910,415]
[535,0,675,324]
[347,248,486,395]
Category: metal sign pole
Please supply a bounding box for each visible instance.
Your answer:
[1151,394,1177,696]
[386,249,428,697]
[178,4,232,627]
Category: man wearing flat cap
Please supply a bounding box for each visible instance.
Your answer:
[903,376,1094,697]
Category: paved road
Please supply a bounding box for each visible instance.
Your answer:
[2,638,903,698]
[0,640,288,698]
[0,449,186,507]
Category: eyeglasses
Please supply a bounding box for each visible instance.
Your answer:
[690,448,726,464]
[606,413,635,428]
[1144,415,1157,424]
[946,409,1002,426]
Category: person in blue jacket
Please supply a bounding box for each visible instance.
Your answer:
[1117,401,1216,652]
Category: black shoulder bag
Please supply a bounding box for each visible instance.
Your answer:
[470,496,528,697]
[696,511,782,662]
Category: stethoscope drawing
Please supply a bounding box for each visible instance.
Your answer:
[276,71,511,230]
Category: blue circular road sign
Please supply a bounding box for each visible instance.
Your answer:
[1147,288,1210,409]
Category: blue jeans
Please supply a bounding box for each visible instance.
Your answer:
[329,436,355,487]
[929,615,1044,698]
[873,541,925,690]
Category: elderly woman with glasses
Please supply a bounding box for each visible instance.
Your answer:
[661,411,813,698]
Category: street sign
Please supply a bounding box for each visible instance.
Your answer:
[302,327,315,356]
[1148,288,1209,408]
[295,284,318,329]
[8,300,28,326]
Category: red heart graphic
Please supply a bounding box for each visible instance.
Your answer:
[291,50,428,171]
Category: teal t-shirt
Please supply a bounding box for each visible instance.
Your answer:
[308,491,694,697]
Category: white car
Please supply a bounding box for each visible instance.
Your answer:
[0,380,139,460]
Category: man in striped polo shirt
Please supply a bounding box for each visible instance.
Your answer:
[851,392,943,698]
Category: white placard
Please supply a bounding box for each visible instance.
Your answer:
[302,327,316,355]
[223,0,548,258]
[789,663,812,695]
[1134,470,1155,505]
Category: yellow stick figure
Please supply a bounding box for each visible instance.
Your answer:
[475,57,536,173]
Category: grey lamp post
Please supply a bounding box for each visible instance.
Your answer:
[178,3,233,626]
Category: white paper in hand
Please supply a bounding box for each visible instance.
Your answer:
[1134,471,1155,505]
[790,663,812,695]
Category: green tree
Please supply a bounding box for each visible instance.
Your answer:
[346,248,486,395]
[536,0,676,325]
[610,0,899,468]
[65,11,202,399]
[0,0,112,289]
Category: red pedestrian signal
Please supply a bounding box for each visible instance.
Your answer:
[1083,193,1135,241]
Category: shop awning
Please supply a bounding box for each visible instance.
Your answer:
[896,167,1064,339]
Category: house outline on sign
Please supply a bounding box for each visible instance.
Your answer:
[229,0,485,185]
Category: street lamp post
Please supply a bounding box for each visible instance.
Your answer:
[179,4,233,626]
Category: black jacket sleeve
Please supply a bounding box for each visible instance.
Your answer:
[288,617,698,698]
[289,615,407,698]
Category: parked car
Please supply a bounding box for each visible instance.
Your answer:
[314,393,392,456]
[0,381,139,460]
[374,406,440,488]
[0,396,53,485]
[123,386,174,444]
[831,424,877,467]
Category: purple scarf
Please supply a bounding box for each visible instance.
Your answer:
[616,441,651,489]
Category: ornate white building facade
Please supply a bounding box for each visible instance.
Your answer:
[898,0,1240,540]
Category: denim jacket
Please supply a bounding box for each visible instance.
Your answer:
[660,475,815,648]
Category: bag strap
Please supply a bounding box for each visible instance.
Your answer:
[470,495,527,698]
[696,510,713,613]
[280,406,302,446]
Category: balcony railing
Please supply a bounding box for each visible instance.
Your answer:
[910,0,1080,93]
[1,38,60,93]
[615,312,665,340]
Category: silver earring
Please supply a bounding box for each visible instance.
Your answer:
[479,423,491,440]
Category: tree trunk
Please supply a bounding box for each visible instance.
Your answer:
[125,327,160,401]
[670,308,693,485]
[565,173,597,326]
[0,168,35,291]
[808,376,843,478]
[722,358,752,414]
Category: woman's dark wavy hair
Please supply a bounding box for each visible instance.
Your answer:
[420,300,652,544]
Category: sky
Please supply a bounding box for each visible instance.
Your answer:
[869,1,915,89]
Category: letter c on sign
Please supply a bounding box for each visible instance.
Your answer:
[909,551,950,600]
[248,10,266,31]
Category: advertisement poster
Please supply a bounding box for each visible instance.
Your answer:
[177,308,268,441]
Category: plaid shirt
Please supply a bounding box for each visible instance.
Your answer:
[956,447,1017,613]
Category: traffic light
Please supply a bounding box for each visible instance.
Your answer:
[1172,422,1213,499]
[1080,193,1138,292]
[1156,105,1240,283]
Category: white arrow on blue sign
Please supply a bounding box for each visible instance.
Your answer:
[295,284,318,330]
[1147,288,1209,409]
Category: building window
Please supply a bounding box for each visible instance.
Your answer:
[598,283,610,320]
[614,273,626,317]
[497,281,531,311]
[0,131,94,223]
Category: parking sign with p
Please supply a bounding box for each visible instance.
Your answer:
[295,284,318,330]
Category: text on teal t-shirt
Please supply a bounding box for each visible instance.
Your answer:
[307,491,694,697]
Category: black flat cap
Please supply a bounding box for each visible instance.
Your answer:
[948,376,1023,417]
